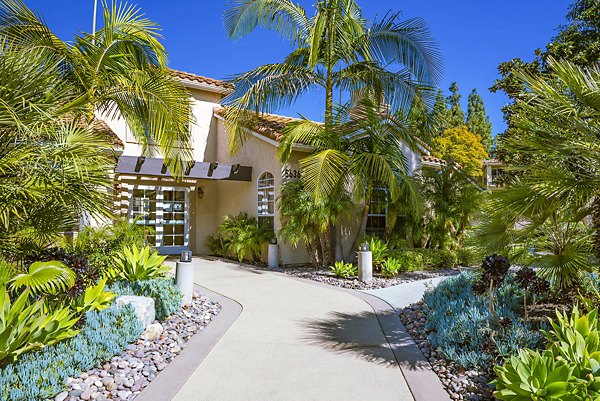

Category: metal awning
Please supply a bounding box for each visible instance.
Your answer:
[115,156,252,182]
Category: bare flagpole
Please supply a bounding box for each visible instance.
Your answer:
[92,0,98,44]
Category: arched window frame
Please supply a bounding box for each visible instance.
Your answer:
[257,172,275,231]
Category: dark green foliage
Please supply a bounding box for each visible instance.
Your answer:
[109,278,182,320]
[424,273,541,369]
[0,305,143,401]
[66,220,152,273]
[430,89,450,138]
[447,82,465,128]
[466,89,493,153]
[391,250,424,272]
[207,213,271,263]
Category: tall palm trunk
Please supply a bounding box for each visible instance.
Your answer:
[346,185,372,261]
[335,224,343,262]
[593,195,600,261]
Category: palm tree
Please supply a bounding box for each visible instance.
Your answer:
[222,0,442,154]
[279,99,421,260]
[0,0,194,175]
[476,57,600,289]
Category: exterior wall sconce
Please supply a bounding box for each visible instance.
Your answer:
[231,164,241,175]
[197,186,204,199]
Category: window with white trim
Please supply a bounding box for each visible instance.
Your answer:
[257,172,275,231]
[366,187,388,236]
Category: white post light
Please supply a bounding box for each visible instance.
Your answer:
[268,237,279,269]
[358,242,373,283]
[176,250,194,305]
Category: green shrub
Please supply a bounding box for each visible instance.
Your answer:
[207,213,271,262]
[0,287,80,365]
[330,261,357,278]
[66,219,152,273]
[456,247,482,267]
[109,278,182,320]
[493,306,600,400]
[381,258,401,277]
[0,304,143,400]
[108,244,169,282]
[390,250,424,272]
[417,248,457,269]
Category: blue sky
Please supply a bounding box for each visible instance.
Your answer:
[27,0,569,136]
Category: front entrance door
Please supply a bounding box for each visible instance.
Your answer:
[129,186,189,255]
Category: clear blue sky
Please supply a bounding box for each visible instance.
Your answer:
[27,0,570,136]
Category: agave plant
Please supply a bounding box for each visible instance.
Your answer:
[0,286,79,364]
[73,278,115,314]
[10,261,75,295]
[108,245,169,282]
[381,257,402,278]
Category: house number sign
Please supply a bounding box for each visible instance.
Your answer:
[282,168,302,179]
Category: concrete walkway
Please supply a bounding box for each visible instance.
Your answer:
[365,276,451,312]
[172,258,414,401]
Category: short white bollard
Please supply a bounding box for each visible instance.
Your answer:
[175,250,194,306]
[357,242,373,283]
[268,238,279,269]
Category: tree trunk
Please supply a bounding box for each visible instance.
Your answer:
[322,224,333,268]
[335,224,344,262]
[593,195,600,262]
[345,186,372,261]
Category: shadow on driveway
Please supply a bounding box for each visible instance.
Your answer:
[301,311,400,368]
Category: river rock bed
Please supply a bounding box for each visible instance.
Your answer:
[56,293,221,401]
[283,267,462,290]
[399,301,494,401]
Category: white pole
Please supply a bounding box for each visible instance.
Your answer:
[92,0,98,44]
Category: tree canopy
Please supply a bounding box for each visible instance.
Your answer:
[431,126,488,177]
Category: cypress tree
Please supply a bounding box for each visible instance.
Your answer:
[466,88,493,153]
[447,82,465,128]
[408,90,432,142]
[431,89,449,137]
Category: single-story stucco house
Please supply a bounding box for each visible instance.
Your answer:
[100,70,449,265]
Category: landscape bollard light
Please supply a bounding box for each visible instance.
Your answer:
[358,242,373,283]
[176,250,194,306]
[268,237,279,269]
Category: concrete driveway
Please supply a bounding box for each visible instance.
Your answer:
[171,258,414,401]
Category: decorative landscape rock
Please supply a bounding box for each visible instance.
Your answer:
[61,293,220,401]
[116,296,156,328]
[140,323,164,341]
[399,302,494,401]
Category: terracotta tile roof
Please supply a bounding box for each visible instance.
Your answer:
[483,158,503,165]
[170,70,233,93]
[92,118,123,148]
[214,107,301,142]
[421,154,447,167]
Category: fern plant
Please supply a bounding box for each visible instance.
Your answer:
[108,245,169,282]
[10,261,75,295]
[330,261,357,278]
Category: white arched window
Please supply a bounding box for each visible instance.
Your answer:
[257,172,275,231]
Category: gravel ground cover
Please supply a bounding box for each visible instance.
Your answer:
[56,293,220,401]
[282,266,465,290]
[399,301,494,401]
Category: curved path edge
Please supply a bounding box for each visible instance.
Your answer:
[134,284,243,401]
[287,275,452,401]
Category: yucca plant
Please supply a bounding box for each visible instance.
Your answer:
[108,245,169,282]
[10,261,75,295]
[0,286,79,364]
[330,261,357,278]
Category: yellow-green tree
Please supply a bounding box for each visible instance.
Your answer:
[431,126,488,177]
